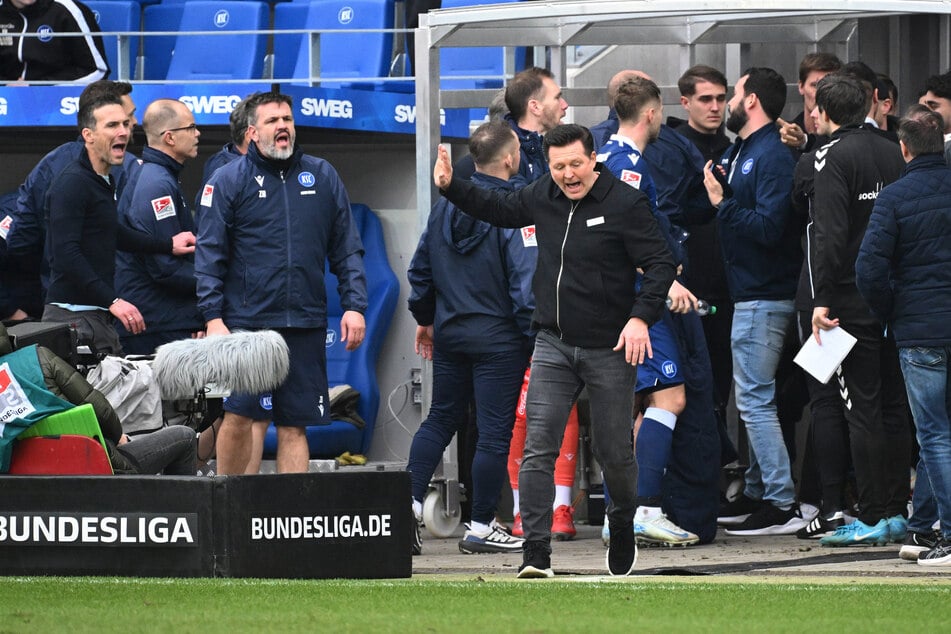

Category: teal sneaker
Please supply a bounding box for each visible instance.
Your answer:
[886,515,908,543]
[820,518,889,546]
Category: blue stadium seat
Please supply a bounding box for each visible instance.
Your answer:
[437,0,525,89]
[263,204,400,459]
[84,0,139,80]
[271,1,309,81]
[142,3,184,80]
[284,0,395,87]
[165,1,268,80]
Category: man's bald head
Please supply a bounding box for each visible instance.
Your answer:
[142,98,200,162]
[143,99,191,145]
[607,70,652,107]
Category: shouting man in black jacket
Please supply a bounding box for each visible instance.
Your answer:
[42,89,195,355]
[434,123,676,579]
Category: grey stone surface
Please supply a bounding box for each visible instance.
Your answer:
[412,522,950,580]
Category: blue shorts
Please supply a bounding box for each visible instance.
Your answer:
[222,328,330,427]
[636,316,684,393]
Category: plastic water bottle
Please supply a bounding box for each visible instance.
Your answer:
[666,297,717,316]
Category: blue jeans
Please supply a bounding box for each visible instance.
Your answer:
[407,345,530,524]
[731,300,796,507]
[899,346,951,540]
[520,330,637,545]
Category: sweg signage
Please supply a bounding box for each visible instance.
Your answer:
[0,512,197,546]
[0,85,472,137]
[288,85,467,136]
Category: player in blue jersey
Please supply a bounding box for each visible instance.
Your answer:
[596,75,700,547]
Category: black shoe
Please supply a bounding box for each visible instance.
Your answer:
[796,511,846,539]
[918,537,951,567]
[717,494,763,526]
[605,521,637,576]
[412,513,423,556]
[517,540,554,578]
[724,504,808,536]
[900,530,940,562]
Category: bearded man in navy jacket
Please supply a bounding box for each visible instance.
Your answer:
[196,92,367,475]
[702,68,806,537]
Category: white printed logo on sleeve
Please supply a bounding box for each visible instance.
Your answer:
[521,225,537,247]
[200,185,214,207]
[0,363,37,425]
[151,196,176,220]
[620,170,642,189]
[0,215,11,240]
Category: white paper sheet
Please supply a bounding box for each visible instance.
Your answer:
[793,326,858,384]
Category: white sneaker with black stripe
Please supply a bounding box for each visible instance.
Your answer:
[796,511,846,539]
[458,523,524,554]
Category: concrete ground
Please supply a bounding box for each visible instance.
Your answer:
[412,522,951,581]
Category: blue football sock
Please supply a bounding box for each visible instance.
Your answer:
[635,408,677,498]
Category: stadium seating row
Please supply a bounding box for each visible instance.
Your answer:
[84,0,521,86]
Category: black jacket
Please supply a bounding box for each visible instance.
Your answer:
[46,149,169,308]
[442,168,676,348]
[809,125,904,319]
[666,116,731,164]
[0,0,108,82]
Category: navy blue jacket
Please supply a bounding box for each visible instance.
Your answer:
[665,118,731,302]
[195,143,367,329]
[408,172,535,353]
[645,125,715,228]
[856,153,951,347]
[505,114,547,182]
[589,110,618,149]
[716,122,800,302]
[115,146,203,333]
[196,143,243,211]
[46,150,168,308]
[201,143,244,186]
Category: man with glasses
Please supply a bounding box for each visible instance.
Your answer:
[115,98,204,354]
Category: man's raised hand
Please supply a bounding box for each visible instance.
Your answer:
[433,145,453,189]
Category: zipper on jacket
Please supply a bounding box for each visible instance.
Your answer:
[555,200,579,338]
[280,170,293,327]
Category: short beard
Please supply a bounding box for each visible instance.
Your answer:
[267,146,294,160]
[259,136,295,161]
[725,103,747,135]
